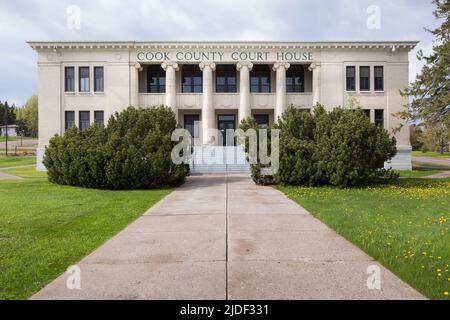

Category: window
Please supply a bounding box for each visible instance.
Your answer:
[182,65,202,93]
[79,67,90,92]
[94,67,104,92]
[65,111,75,131]
[375,109,384,126]
[374,66,384,91]
[184,115,200,138]
[286,65,305,93]
[94,111,104,126]
[147,65,166,93]
[65,67,75,92]
[79,111,90,131]
[250,65,271,93]
[360,66,370,91]
[346,66,356,91]
[363,109,371,118]
[254,114,269,128]
[216,65,237,93]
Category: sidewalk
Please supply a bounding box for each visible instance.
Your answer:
[31,174,424,300]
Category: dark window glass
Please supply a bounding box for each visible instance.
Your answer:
[250,65,271,93]
[94,67,104,92]
[65,111,75,131]
[374,66,384,91]
[182,65,202,93]
[184,114,200,138]
[346,66,356,91]
[147,65,166,93]
[79,111,90,131]
[286,65,305,93]
[79,67,90,92]
[360,66,370,91]
[94,111,104,126]
[375,109,384,126]
[65,67,75,92]
[215,65,237,93]
[254,114,269,128]
[363,109,371,118]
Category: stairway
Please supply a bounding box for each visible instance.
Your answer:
[189,146,251,174]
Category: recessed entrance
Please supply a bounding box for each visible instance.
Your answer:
[218,115,236,146]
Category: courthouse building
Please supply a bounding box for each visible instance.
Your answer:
[29,41,417,172]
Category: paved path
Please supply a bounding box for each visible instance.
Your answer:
[0,171,22,180]
[413,156,450,167]
[32,174,424,300]
[422,171,450,179]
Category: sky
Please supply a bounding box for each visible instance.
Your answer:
[0,0,441,106]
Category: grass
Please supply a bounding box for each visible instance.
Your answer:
[398,170,443,178]
[0,156,36,168]
[412,151,450,159]
[280,178,450,300]
[0,136,37,142]
[413,161,450,171]
[0,169,172,299]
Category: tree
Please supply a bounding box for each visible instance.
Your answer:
[400,0,450,153]
[0,101,16,126]
[16,95,38,137]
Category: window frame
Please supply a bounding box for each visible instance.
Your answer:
[254,114,270,128]
[286,65,305,93]
[79,111,90,132]
[65,111,75,131]
[94,67,104,93]
[65,67,75,93]
[375,109,384,127]
[79,67,90,93]
[182,65,202,93]
[346,66,356,92]
[215,65,237,93]
[94,111,104,127]
[374,66,384,92]
[250,65,271,93]
[359,66,371,92]
[147,65,166,93]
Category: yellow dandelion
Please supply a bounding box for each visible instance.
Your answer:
[444,292,449,296]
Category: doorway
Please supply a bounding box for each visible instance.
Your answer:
[217,115,236,146]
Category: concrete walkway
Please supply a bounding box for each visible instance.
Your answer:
[32,174,424,300]
[0,171,22,180]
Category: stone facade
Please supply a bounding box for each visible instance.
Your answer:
[28,41,418,171]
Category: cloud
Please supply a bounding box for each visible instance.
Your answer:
[0,0,439,105]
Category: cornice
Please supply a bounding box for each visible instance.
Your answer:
[27,41,419,52]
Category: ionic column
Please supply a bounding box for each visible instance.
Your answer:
[237,62,253,123]
[273,62,290,122]
[161,62,179,117]
[199,62,216,145]
[309,63,321,106]
[130,63,142,107]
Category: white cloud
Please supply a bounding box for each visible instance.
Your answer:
[0,0,440,105]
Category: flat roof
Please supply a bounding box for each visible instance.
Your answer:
[28,41,419,51]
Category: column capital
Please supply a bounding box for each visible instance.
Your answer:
[273,62,290,72]
[308,62,321,71]
[161,62,179,71]
[131,62,143,71]
[236,61,253,71]
[199,61,216,71]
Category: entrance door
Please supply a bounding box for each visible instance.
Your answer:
[184,114,200,140]
[218,115,236,146]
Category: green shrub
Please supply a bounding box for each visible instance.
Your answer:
[44,106,188,189]
[240,105,397,187]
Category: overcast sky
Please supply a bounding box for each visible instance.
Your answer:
[0,0,440,106]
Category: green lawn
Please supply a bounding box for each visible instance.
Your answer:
[281,178,450,300]
[0,156,36,168]
[0,170,172,299]
[0,136,37,142]
[398,170,443,178]
[412,151,450,159]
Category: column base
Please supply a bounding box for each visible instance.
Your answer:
[384,145,412,171]
[36,147,47,172]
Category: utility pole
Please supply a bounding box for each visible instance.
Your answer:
[4,104,8,156]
